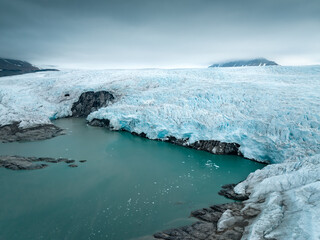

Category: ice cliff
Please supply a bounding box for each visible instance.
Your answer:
[0,66,319,239]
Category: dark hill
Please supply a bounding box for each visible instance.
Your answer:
[209,58,278,68]
[0,58,58,77]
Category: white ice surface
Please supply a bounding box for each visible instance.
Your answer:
[0,66,320,239]
[235,154,320,239]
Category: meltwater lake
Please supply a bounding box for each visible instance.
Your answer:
[0,118,264,240]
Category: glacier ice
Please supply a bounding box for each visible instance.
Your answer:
[235,154,320,239]
[0,66,320,239]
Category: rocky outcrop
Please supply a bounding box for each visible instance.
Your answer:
[71,91,115,117]
[153,202,260,240]
[218,184,249,201]
[88,119,242,156]
[89,118,111,127]
[68,164,78,168]
[88,118,258,240]
[165,136,242,156]
[154,184,260,240]
[0,155,83,170]
[190,140,240,155]
[0,156,48,170]
[0,122,64,142]
[0,91,114,143]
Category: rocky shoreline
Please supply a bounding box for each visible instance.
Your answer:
[153,183,261,240]
[72,91,265,239]
[0,155,85,170]
[70,91,242,157]
[0,90,114,143]
[89,118,243,157]
[0,90,264,239]
[0,90,243,158]
[0,122,64,143]
[87,118,264,240]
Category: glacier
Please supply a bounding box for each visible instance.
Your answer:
[0,65,320,239]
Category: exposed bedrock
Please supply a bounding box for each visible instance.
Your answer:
[166,136,242,156]
[0,122,64,143]
[218,184,249,201]
[89,118,111,127]
[88,118,242,156]
[153,202,261,240]
[88,116,258,239]
[0,155,84,170]
[71,91,115,117]
[0,91,114,143]
[154,184,261,240]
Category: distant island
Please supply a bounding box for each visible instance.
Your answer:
[209,58,278,68]
[0,58,58,77]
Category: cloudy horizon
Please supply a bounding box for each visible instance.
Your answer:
[1,0,320,69]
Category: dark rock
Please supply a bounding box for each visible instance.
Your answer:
[0,155,82,170]
[154,202,248,240]
[218,184,249,201]
[154,220,216,240]
[153,232,171,240]
[209,58,278,68]
[68,164,78,168]
[65,160,75,164]
[89,118,111,127]
[0,122,64,143]
[64,93,70,97]
[132,131,147,138]
[34,69,59,73]
[0,156,48,170]
[218,229,242,240]
[242,207,261,218]
[41,158,60,163]
[71,91,115,117]
[162,136,242,156]
[88,121,243,157]
[191,208,222,223]
[153,187,261,240]
[189,140,241,156]
[164,136,188,146]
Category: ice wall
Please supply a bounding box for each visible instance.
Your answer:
[1,66,320,239]
[0,66,319,163]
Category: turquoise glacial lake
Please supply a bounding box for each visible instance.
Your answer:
[0,118,264,240]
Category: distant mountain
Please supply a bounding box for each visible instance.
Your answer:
[0,58,58,77]
[209,58,278,68]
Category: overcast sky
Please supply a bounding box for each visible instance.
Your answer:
[0,0,319,68]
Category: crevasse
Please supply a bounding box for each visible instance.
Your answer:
[1,66,320,239]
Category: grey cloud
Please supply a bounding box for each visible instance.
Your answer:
[0,0,319,68]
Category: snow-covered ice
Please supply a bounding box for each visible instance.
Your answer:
[235,153,320,239]
[0,66,320,239]
[1,66,319,163]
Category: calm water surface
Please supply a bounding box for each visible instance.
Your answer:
[0,118,264,240]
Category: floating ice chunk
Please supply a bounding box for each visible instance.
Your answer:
[205,160,213,167]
